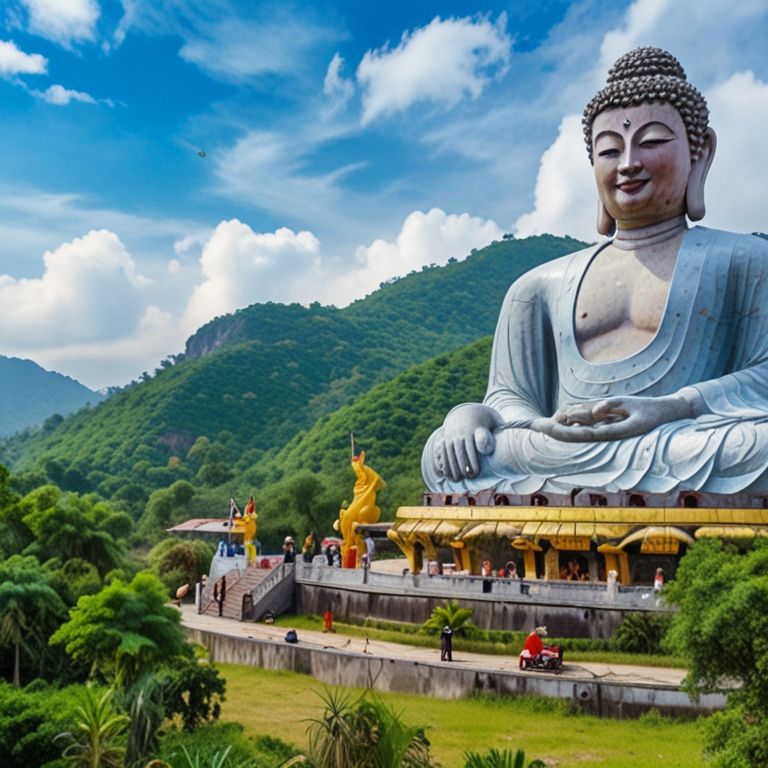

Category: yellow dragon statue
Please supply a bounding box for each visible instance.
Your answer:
[334,451,386,567]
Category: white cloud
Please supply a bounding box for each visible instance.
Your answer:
[213,129,366,232]
[37,83,96,105]
[181,209,500,331]
[178,12,340,81]
[357,14,511,125]
[182,220,321,332]
[323,52,354,109]
[704,71,768,233]
[30,304,183,391]
[20,0,99,47]
[0,39,47,76]
[0,230,149,350]
[327,208,503,306]
[514,115,595,241]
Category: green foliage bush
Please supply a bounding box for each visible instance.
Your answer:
[609,611,672,655]
[158,656,226,731]
[422,599,478,637]
[0,681,80,768]
[148,539,213,599]
[157,722,297,768]
[50,572,189,688]
[463,747,546,768]
[664,538,768,767]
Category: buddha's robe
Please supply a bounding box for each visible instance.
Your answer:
[422,227,768,494]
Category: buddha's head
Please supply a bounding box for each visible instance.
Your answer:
[582,47,716,234]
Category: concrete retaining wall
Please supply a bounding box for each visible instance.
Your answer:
[297,582,633,639]
[187,627,724,719]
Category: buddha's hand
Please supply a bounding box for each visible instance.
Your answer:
[435,403,504,481]
[531,395,696,443]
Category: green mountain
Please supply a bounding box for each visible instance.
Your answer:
[246,336,493,530]
[0,235,585,506]
[0,356,104,438]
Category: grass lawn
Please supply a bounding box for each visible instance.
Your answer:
[218,663,706,767]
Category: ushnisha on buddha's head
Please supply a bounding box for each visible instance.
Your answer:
[581,47,717,235]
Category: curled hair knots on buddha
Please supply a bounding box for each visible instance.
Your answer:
[582,47,709,163]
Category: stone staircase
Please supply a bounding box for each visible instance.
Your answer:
[202,566,271,620]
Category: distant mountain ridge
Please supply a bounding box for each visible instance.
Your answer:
[0,356,104,437]
[0,234,586,501]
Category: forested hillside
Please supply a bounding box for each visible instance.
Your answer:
[0,235,585,529]
[0,356,103,437]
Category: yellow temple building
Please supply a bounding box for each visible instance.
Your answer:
[388,488,768,585]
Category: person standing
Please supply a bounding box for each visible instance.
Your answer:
[214,575,226,617]
[302,532,315,563]
[654,567,665,591]
[283,536,296,563]
[365,534,376,564]
[440,625,453,661]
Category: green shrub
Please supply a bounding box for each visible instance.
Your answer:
[158,722,297,768]
[610,612,672,655]
[0,681,82,768]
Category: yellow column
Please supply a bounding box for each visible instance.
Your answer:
[543,545,559,580]
[617,551,631,585]
[598,545,631,585]
[602,552,619,579]
[523,549,537,579]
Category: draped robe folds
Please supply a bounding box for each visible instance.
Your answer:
[422,227,768,494]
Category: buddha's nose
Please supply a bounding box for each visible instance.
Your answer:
[618,147,642,175]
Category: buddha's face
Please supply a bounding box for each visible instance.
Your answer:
[592,102,692,229]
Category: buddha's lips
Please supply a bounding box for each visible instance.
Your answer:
[617,179,650,193]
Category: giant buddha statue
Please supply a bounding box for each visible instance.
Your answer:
[423,47,768,496]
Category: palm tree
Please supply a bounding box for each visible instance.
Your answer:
[463,747,546,768]
[0,580,65,685]
[422,599,478,637]
[57,686,129,768]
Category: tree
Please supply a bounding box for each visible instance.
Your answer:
[663,538,768,767]
[140,480,196,541]
[148,538,213,598]
[158,655,226,731]
[51,572,189,688]
[0,555,65,685]
[56,686,128,768]
[0,681,82,768]
[422,600,478,637]
[20,487,126,576]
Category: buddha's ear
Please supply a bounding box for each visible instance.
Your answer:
[596,200,616,237]
[686,128,717,222]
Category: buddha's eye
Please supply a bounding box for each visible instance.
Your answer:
[639,138,670,148]
[597,148,620,158]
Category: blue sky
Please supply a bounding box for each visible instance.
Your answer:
[0,0,766,389]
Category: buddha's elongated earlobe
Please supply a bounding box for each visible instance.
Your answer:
[597,200,616,236]
[686,128,716,221]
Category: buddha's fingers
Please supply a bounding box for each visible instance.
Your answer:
[592,399,629,422]
[455,438,480,479]
[444,441,462,482]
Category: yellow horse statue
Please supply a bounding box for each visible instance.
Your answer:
[334,451,386,567]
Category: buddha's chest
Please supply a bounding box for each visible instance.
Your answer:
[573,247,676,360]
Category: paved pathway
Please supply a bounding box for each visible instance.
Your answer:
[179,604,688,689]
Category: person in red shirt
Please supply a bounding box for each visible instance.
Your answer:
[520,626,547,668]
